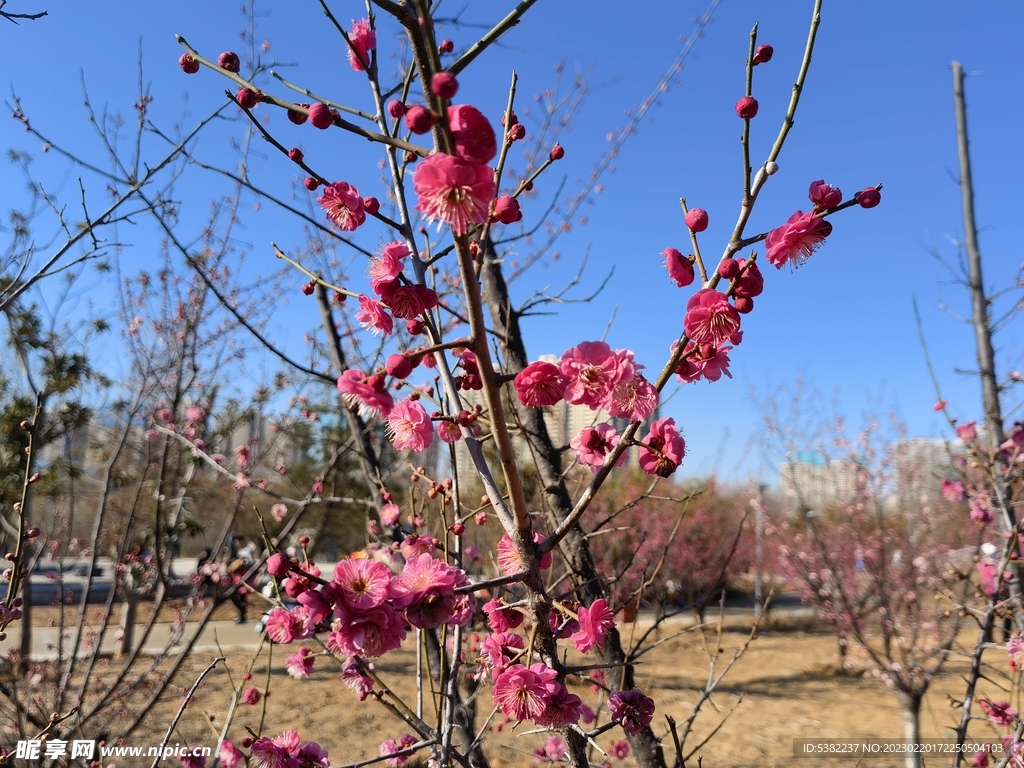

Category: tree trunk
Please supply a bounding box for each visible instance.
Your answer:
[896,689,922,768]
[479,238,667,768]
[952,62,1021,621]
[115,594,139,660]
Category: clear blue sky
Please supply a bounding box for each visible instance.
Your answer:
[3,1,1022,484]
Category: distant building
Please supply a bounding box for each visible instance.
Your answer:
[779,452,863,515]
[892,437,967,504]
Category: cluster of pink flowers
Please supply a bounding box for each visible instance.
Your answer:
[515,341,657,423]
[413,104,498,235]
[378,734,417,767]
[263,548,473,665]
[491,661,584,727]
[248,730,329,768]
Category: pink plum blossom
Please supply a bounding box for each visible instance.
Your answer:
[337,369,394,418]
[570,424,625,473]
[764,210,831,269]
[497,531,553,575]
[437,420,462,443]
[378,734,417,767]
[347,18,376,71]
[328,602,406,658]
[332,558,394,610]
[492,662,560,721]
[341,657,375,700]
[447,104,497,165]
[386,399,434,452]
[638,417,686,477]
[535,683,585,728]
[483,598,524,632]
[413,153,495,235]
[560,341,635,409]
[570,598,615,653]
[808,179,842,209]
[219,741,243,768]
[609,688,656,735]
[318,181,366,231]
[514,361,567,407]
[391,553,465,629]
[354,295,394,336]
[664,247,695,287]
[608,372,659,422]
[285,647,315,679]
[674,341,733,384]
[683,290,741,347]
[481,631,525,675]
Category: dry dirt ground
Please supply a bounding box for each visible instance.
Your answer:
[75,616,1006,768]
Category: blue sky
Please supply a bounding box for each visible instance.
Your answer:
[2,1,1022,484]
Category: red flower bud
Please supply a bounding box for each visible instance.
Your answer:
[308,102,334,129]
[332,291,346,304]
[386,354,414,379]
[288,148,304,164]
[236,88,260,109]
[363,196,380,214]
[735,96,759,119]
[301,282,315,296]
[178,53,200,74]
[856,187,881,208]
[508,123,526,141]
[430,72,458,99]
[387,100,406,118]
[267,553,289,577]
[299,535,310,546]
[406,318,424,335]
[492,195,522,224]
[303,177,320,191]
[717,258,739,279]
[501,110,519,127]
[218,51,240,72]
[549,144,565,161]
[685,208,709,232]
[439,39,454,54]
[287,104,309,125]
[404,105,437,134]
[450,521,465,536]
[752,44,774,65]
[734,296,754,314]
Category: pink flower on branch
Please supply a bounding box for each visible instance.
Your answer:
[386,399,434,452]
[608,372,659,422]
[570,424,625,473]
[492,662,560,722]
[560,341,635,409]
[664,247,695,287]
[638,417,686,477]
[515,360,567,408]
[318,181,366,231]
[570,598,615,653]
[354,295,394,336]
[764,210,832,269]
[328,602,406,658]
[285,646,315,679]
[808,179,842,210]
[332,558,393,611]
[337,369,394,417]
[674,341,733,384]
[447,104,497,165]
[609,688,656,735]
[497,531,552,575]
[413,154,495,235]
[683,290,741,347]
[347,18,376,72]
